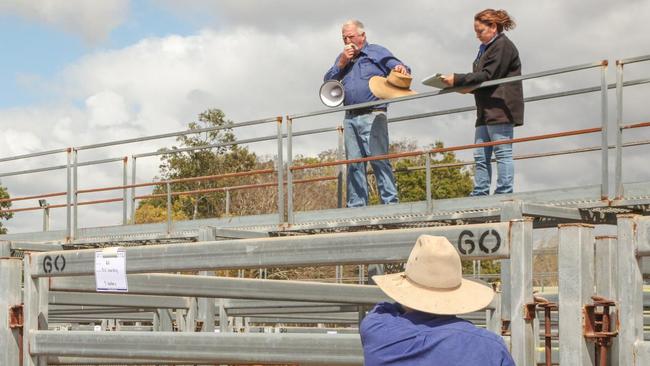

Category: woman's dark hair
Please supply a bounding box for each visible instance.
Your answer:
[475,9,516,33]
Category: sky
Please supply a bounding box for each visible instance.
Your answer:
[0,0,649,234]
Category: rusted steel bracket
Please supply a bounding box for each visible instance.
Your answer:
[500,319,511,336]
[584,296,619,366]
[9,304,23,329]
[524,295,555,321]
[584,295,619,342]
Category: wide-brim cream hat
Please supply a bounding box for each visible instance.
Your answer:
[369,70,417,99]
[373,235,494,315]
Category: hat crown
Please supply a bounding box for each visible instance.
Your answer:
[386,70,413,90]
[405,235,462,289]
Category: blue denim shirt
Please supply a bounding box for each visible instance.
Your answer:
[324,43,409,107]
[360,302,515,366]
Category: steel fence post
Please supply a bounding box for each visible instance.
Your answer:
[130,156,137,223]
[276,116,285,224]
[337,124,344,208]
[595,235,618,365]
[0,257,21,366]
[558,224,595,365]
[287,116,294,225]
[509,218,534,366]
[197,227,216,332]
[500,200,523,342]
[23,253,48,366]
[616,215,643,366]
[122,156,128,225]
[73,149,78,240]
[425,152,432,212]
[600,61,609,199]
[615,61,624,198]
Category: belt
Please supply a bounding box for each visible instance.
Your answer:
[345,107,387,117]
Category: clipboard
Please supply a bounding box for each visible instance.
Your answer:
[421,73,447,89]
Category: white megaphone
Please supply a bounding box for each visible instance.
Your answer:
[319,80,345,107]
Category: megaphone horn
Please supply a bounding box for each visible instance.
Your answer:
[319,80,345,107]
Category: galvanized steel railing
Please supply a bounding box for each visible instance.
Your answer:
[1,56,650,237]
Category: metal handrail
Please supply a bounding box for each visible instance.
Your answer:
[288,60,605,119]
[290,126,602,172]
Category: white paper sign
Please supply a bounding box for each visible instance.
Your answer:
[95,248,128,292]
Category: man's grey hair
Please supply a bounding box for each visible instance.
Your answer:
[342,19,365,35]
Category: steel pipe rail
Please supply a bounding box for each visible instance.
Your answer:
[134,175,337,200]
[50,273,391,304]
[49,291,189,309]
[31,331,364,365]
[75,116,279,151]
[288,60,605,119]
[0,156,125,179]
[290,127,602,172]
[618,54,650,65]
[28,222,512,277]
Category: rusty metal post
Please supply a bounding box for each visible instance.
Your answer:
[509,217,535,366]
[0,257,22,365]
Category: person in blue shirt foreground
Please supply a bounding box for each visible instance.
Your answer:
[324,19,415,208]
[361,235,515,366]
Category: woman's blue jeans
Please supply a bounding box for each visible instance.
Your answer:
[343,111,398,207]
[471,123,514,196]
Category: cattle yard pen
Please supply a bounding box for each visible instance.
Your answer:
[1,55,650,365]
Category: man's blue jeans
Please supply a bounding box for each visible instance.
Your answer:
[471,123,514,196]
[344,111,398,207]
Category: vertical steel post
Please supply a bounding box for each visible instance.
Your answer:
[600,61,609,199]
[500,200,522,340]
[595,235,618,365]
[225,189,230,216]
[275,117,285,223]
[156,309,173,331]
[130,156,137,223]
[0,241,9,256]
[23,253,48,366]
[166,182,172,234]
[73,149,78,240]
[558,224,595,365]
[286,117,294,225]
[219,299,229,333]
[122,157,128,225]
[197,227,216,332]
[509,218,534,366]
[0,257,21,366]
[486,292,502,335]
[425,153,432,212]
[42,206,49,232]
[337,125,344,208]
[66,148,72,241]
[615,61,624,198]
[616,215,643,366]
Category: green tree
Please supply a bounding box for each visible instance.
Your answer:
[368,140,473,204]
[135,109,260,221]
[0,185,12,234]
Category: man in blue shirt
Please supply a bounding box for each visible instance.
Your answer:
[324,20,411,208]
[361,235,515,366]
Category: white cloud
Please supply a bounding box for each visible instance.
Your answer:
[86,91,131,128]
[0,0,128,43]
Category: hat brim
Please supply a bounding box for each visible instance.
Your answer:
[369,76,417,99]
[373,272,494,315]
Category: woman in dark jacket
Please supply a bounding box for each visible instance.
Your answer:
[443,9,523,195]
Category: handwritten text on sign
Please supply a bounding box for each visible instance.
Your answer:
[95,249,128,292]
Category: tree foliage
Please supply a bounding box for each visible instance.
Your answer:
[0,184,12,234]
